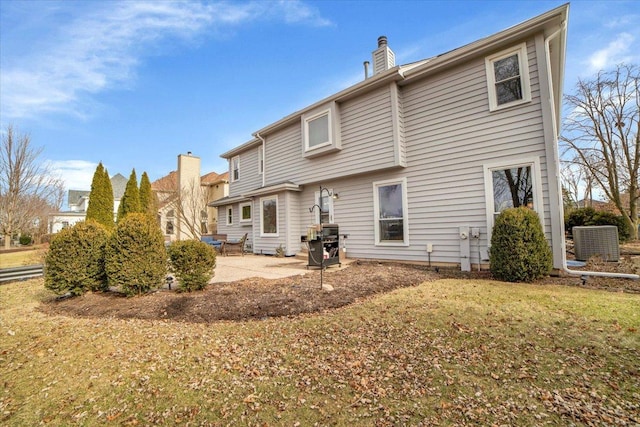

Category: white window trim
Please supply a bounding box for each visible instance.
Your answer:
[226,206,233,226]
[231,156,240,182]
[373,177,409,246]
[260,196,279,237]
[314,189,334,224]
[483,156,544,243]
[240,201,252,223]
[301,102,341,158]
[485,43,531,111]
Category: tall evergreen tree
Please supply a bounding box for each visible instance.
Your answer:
[86,162,114,229]
[103,167,114,227]
[117,169,141,222]
[139,171,157,218]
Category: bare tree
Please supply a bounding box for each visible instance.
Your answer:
[560,161,596,209]
[561,64,639,239]
[153,175,208,240]
[0,126,64,248]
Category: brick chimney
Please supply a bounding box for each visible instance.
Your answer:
[372,35,395,75]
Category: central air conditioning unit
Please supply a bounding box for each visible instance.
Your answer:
[572,225,620,262]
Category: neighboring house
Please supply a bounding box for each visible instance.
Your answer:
[211,5,569,271]
[152,153,229,242]
[576,199,612,211]
[48,173,128,233]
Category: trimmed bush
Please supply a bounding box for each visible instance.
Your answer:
[490,207,552,283]
[44,221,109,296]
[565,207,631,242]
[105,213,167,296]
[19,234,32,245]
[167,240,217,292]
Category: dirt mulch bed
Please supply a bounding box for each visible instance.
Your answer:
[39,259,640,324]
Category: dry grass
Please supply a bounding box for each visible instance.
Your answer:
[0,248,46,268]
[1,277,639,426]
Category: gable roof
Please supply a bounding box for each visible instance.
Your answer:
[201,171,229,185]
[110,173,128,199]
[65,172,129,206]
[68,190,89,206]
[151,170,229,191]
[151,171,177,192]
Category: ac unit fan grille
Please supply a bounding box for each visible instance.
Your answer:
[572,225,619,262]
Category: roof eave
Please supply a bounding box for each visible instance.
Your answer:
[208,195,252,208]
[401,3,568,83]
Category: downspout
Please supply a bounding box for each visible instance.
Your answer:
[255,132,266,188]
[545,20,638,280]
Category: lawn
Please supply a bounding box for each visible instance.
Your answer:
[1,277,639,426]
[0,248,46,268]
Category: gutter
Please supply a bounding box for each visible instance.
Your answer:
[255,132,266,188]
[545,17,638,281]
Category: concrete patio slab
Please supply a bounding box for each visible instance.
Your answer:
[212,254,350,283]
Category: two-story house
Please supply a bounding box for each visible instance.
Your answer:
[48,173,128,234]
[153,153,229,242]
[211,4,569,271]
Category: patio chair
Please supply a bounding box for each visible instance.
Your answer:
[200,234,226,254]
[224,233,247,256]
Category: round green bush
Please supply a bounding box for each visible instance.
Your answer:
[167,240,217,292]
[44,220,109,296]
[490,207,552,282]
[565,207,631,242]
[19,234,32,245]
[105,213,167,296]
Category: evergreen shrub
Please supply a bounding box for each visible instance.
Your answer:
[490,207,552,283]
[167,240,216,292]
[44,221,109,296]
[105,213,167,296]
[565,207,631,242]
[19,234,32,245]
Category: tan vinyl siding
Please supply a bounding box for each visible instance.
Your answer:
[266,85,402,186]
[397,38,551,263]
[285,192,302,256]
[225,33,558,267]
[228,146,262,195]
[251,193,298,256]
[295,38,553,265]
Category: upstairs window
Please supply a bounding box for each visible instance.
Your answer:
[258,145,264,175]
[307,112,330,148]
[231,156,240,182]
[302,102,341,158]
[485,43,530,111]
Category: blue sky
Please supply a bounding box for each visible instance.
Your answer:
[1,0,639,198]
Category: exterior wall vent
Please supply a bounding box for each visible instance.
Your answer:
[572,225,620,262]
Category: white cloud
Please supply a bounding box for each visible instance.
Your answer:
[0,1,332,121]
[47,160,99,191]
[588,32,636,72]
